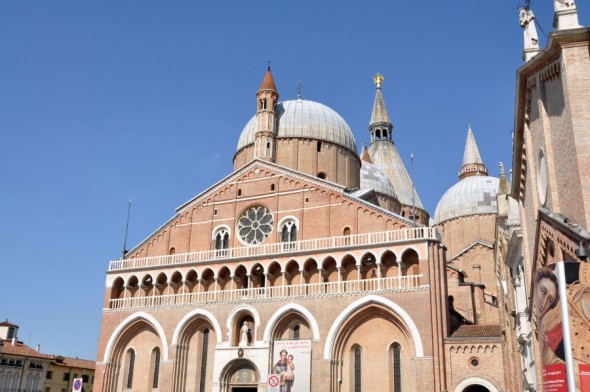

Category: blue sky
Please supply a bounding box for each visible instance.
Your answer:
[1,1,586,361]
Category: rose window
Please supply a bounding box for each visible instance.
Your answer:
[237,205,273,245]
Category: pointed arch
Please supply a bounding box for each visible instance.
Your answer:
[172,309,222,345]
[453,377,499,392]
[102,311,169,362]
[226,304,262,344]
[263,303,321,342]
[323,295,423,360]
[218,358,260,391]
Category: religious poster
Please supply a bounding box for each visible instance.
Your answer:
[268,340,312,392]
[533,262,590,391]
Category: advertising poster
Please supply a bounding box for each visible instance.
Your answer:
[533,262,590,391]
[269,340,312,392]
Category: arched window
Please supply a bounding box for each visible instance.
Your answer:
[354,347,361,392]
[32,374,40,391]
[343,227,352,245]
[281,221,298,242]
[393,343,401,392]
[280,219,298,250]
[199,329,210,392]
[126,349,135,389]
[213,227,230,253]
[152,347,161,389]
[25,373,33,391]
[317,172,326,180]
[294,324,300,340]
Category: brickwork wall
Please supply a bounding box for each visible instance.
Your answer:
[435,214,496,260]
[444,341,504,391]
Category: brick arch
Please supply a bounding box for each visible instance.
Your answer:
[102,311,169,362]
[453,377,500,392]
[263,303,321,342]
[171,308,222,345]
[226,304,262,344]
[323,295,423,360]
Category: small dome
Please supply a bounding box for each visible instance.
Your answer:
[236,99,357,153]
[360,161,397,198]
[434,176,500,224]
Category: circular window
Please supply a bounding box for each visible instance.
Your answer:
[470,357,480,367]
[237,205,274,245]
[537,148,548,206]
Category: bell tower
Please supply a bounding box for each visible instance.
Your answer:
[254,66,279,162]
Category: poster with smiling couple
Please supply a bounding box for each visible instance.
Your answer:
[267,340,311,392]
[533,261,590,391]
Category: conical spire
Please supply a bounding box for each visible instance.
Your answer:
[459,124,488,180]
[254,67,279,162]
[370,74,392,126]
[258,66,277,92]
[369,74,393,143]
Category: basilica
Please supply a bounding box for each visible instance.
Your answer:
[94,2,590,391]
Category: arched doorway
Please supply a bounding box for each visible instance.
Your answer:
[463,386,491,392]
[453,377,499,392]
[219,359,260,392]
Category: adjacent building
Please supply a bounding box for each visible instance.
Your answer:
[0,321,53,392]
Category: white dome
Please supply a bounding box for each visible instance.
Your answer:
[236,99,357,153]
[360,161,397,198]
[434,175,499,224]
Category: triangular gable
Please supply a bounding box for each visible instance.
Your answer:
[125,159,416,257]
[448,240,494,264]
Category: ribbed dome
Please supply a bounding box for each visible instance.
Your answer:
[434,176,500,224]
[360,161,397,198]
[236,99,357,153]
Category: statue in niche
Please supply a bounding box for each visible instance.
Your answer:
[240,321,250,347]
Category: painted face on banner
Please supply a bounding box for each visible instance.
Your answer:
[535,277,557,319]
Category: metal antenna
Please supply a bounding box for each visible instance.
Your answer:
[122,198,132,257]
[295,80,305,99]
[411,153,417,227]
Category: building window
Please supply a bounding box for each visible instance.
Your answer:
[63,373,70,381]
[317,172,326,180]
[82,374,89,383]
[294,325,300,340]
[7,328,15,340]
[237,205,274,245]
[317,141,322,152]
[152,348,161,389]
[199,329,210,392]
[46,371,53,380]
[237,189,242,196]
[281,221,298,243]
[354,348,361,392]
[270,184,275,191]
[214,228,230,250]
[126,349,135,389]
[393,344,401,392]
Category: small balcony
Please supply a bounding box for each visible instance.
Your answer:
[109,227,440,272]
[106,274,427,311]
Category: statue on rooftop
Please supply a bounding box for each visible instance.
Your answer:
[519,8,539,49]
[554,0,576,10]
